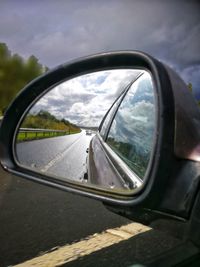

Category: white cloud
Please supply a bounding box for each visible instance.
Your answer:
[30,69,142,126]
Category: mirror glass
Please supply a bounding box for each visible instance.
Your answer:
[15,69,156,193]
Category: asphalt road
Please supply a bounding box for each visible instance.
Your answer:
[16,131,92,181]
[0,169,188,267]
[16,131,128,190]
[0,166,131,267]
[1,131,187,266]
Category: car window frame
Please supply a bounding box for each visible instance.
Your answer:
[99,72,144,140]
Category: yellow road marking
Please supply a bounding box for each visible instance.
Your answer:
[14,223,151,267]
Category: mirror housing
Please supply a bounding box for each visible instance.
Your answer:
[0,51,200,225]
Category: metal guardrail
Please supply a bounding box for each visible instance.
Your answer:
[19,128,67,133]
[18,128,69,139]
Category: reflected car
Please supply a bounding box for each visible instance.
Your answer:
[86,130,92,136]
[86,71,154,191]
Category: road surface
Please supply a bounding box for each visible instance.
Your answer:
[0,168,185,267]
[16,130,128,190]
[1,132,185,266]
[0,166,131,266]
[16,130,92,181]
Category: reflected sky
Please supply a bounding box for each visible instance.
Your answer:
[28,69,142,127]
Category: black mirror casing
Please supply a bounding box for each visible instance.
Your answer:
[0,51,200,227]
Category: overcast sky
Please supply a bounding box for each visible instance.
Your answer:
[0,0,199,125]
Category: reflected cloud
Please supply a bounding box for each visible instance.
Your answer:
[29,69,141,127]
[107,72,155,178]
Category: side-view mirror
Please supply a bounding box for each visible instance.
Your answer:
[0,51,200,231]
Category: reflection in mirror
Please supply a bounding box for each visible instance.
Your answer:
[106,72,155,180]
[15,69,156,193]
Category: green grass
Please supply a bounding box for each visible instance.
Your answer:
[17,130,80,142]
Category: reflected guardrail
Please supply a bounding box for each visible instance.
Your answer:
[18,128,69,141]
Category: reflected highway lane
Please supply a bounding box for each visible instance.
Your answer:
[16,130,93,181]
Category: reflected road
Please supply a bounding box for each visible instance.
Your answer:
[16,130,93,181]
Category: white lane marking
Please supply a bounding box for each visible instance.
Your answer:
[40,136,82,173]
[14,223,151,267]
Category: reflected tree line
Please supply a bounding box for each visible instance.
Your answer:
[22,110,81,133]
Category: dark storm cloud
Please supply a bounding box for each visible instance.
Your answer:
[0,0,199,97]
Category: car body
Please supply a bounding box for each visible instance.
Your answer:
[87,71,152,190]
